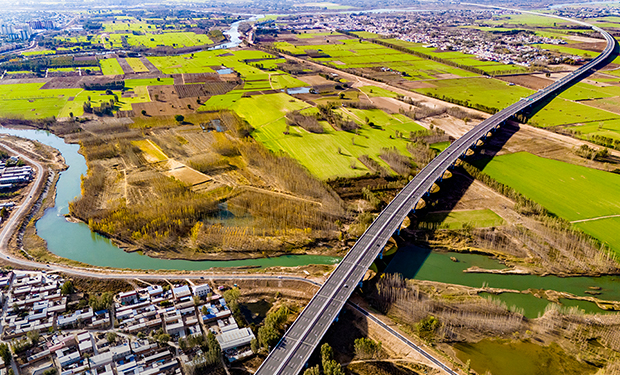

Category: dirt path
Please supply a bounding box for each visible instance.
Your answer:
[571,214,620,223]
[239,185,322,206]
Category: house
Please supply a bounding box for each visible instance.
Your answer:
[216,327,256,351]
[192,284,211,298]
[172,285,191,300]
[119,290,138,304]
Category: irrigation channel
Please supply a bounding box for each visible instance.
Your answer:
[0,128,341,270]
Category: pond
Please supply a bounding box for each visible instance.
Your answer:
[240,299,273,325]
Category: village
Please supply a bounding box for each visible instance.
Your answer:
[259,10,586,68]
[0,269,256,375]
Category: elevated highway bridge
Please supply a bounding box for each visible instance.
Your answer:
[256,10,618,375]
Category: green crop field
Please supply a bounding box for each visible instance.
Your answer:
[477,152,620,252]
[430,141,450,152]
[126,58,149,73]
[568,119,620,141]
[0,83,82,119]
[148,49,273,76]
[100,58,124,75]
[199,92,244,111]
[382,38,528,74]
[108,32,213,49]
[412,77,615,127]
[538,44,600,59]
[296,31,338,39]
[274,39,479,80]
[237,93,426,179]
[359,86,399,98]
[528,98,616,127]
[351,31,384,39]
[231,92,309,126]
[270,73,307,90]
[22,50,55,56]
[485,13,570,26]
[559,82,620,101]
[125,78,174,88]
[414,77,531,110]
[421,209,505,229]
[574,218,620,252]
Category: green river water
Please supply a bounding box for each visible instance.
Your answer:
[0,128,340,270]
[453,339,598,375]
[385,246,620,318]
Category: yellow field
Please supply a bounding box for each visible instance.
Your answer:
[131,139,168,162]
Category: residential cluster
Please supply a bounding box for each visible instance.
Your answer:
[0,270,257,375]
[0,162,34,189]
[270,10,588,67]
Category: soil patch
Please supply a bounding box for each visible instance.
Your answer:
[496,74,554,90]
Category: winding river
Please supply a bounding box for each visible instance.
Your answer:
[0,128,340,270]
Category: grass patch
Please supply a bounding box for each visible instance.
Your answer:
[421,209,505,229]
[359,85,399,98]
[430,141,450,152]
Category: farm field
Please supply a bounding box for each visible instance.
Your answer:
[199,92,244,111]
[413,77,532,110]
[574,218,620,253]
[358,86,399,98]
[413,77,615,127]
[485,13,570,26]
[100,58,124,75]
[125,78,174,88]
[108,32,213,49]
[528,98,616,127]
[22,50,55,56]
[270,73,307,90]
[477,152,620,252]
[274,39,480,80]
[148,50,273,75]
[0,83,81,119]
[238,93,426,179]
[567,119,620,141]
[420,209,505,229]
[125,58,149,73]
[558,82,620,101]
[231,92,309,126]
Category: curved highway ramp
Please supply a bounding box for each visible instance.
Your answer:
[255,15,618,375]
